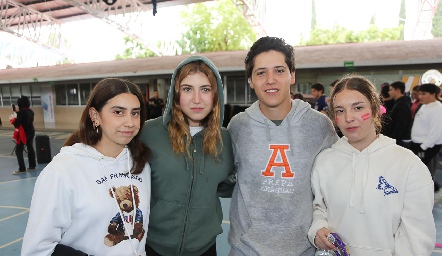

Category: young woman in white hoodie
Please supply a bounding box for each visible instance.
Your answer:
[308,75,435,256]
[22,78,152,256]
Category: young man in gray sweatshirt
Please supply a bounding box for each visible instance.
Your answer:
[227,36,338,256]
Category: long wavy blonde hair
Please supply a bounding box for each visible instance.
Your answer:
[168,60,223,158]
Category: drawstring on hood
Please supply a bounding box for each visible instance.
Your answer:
[249,100,303,157]
[264,119,271,141]
[286,101,300,156]
[100,148,139,256]
[333,136,392,214]
[62,144,139,256]
[349,151,371,213]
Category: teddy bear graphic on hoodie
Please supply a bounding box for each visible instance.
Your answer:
[104,185,145,246]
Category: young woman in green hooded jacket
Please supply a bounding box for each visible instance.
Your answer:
[140,55,235,256]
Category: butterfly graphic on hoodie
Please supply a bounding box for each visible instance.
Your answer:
[376,176,398,196]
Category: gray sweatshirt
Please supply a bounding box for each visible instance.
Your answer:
[227,99,338,256]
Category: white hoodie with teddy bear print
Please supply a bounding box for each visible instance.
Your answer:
[22,143,151,256]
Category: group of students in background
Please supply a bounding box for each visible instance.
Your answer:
[294,73,442,195]
[20,36,438,256]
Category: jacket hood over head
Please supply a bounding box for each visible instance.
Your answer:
[162,55,224,127]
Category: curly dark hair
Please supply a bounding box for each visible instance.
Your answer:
[245,36,295,79]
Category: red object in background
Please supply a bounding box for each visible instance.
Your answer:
[10,117,27,144]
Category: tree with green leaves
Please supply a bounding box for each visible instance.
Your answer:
[176,0,257,54]
[299,24,402,46]
[432,2,442,38]
[115,36,157,59]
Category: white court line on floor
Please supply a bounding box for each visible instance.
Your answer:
[0,177,37,185]
[0,207,29,222]
[0,238,23,249]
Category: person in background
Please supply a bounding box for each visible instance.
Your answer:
[12,95,36,175]
[410,85,421,119]
[148,90,165,119]
[293,92,304,100]
[22,78,152,256]
[309,75,435,255]
[290,91,295,99]
[379,83,394,135]
[325,79,339,108]
[311,82,328,114]
[410,83,442,192]
[140,56,235,256]
[385,81,412,148]
[227,36,338,256]
[380,83,395,113]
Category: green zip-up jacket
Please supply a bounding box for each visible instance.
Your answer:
[140,55,235,256]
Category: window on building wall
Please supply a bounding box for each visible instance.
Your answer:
[248,84,258,103]
[67,84,79,106]
[296,82,313,95]
[1,86,11,107]
[55,85,67,105]
[226,78,236,103]
[31,84,42,106]
[226,76,258,105]
[11,86,21,107]
[56,83,93,106]
[21,85,31,99]
[0,85,42,107]
[226,76,250,104]
[80,83,91,105]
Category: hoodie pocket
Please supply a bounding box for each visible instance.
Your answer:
[240,225,312,255]
[148,199,186,247]
[185,205,223,252]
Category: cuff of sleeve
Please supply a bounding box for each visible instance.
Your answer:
[420,144,428,151]
[308,221,328,246]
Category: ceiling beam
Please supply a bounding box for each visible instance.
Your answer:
[0,0,65,54]
[63,0,167,56]
[231,0,267,38]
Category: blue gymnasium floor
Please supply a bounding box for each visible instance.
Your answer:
[0,128,441,255]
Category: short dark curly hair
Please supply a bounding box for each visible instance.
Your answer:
[244,36,295,79]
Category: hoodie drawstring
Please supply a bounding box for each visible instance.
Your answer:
[287,119,295,156]
[287,101,299,156]
[263,101,299,156]
[359,151,371,213]
[99,149,139,256]
[349,152,356,208]
[264,119,271,141]
[349,150,370,213]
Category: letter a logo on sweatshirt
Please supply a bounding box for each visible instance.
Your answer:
[262,145,294,178]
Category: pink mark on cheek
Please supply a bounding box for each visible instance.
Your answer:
[335,117,340,124]
[361,113,370,121]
